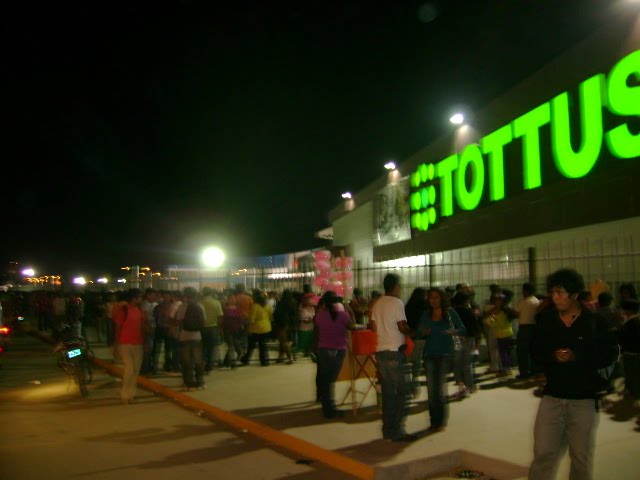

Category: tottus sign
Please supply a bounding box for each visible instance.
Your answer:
[410,49,640,232]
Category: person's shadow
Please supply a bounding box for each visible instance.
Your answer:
[601,394,640,423]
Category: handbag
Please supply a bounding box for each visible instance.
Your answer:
[447,309,463,352]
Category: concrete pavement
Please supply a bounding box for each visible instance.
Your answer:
[0,334,357,480]
[4,325,640,479]
[88,337,640,480]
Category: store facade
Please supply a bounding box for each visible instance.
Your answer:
[329,13,640,298]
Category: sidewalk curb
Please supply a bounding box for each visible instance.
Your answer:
[30,328,375,480]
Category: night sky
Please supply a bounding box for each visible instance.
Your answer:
[3,0,619,278]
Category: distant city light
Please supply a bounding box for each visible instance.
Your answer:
[384,161,397,170]
[341,192,352,199]
[450,113,465,125]
[21,268,35,277]
[117,278,127,284]
[72,277,86,286]
[97,278,108,284]
[202,246,225,268]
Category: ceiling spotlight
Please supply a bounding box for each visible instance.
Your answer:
[450,113,464,125]
[341,192,352,199]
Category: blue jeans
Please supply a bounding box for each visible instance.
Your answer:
[375,350,409,439]
[317,348,346,417]
[224,330,244,367]
[529,396,599,480]
[410,339,426,393]
[453,338,476,389]
[425,354,449,428]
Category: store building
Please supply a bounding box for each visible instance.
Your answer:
[329,12,640,298]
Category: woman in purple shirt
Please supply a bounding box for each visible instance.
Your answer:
[315,291,354,418]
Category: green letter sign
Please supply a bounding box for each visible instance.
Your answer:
[409,49,640,235]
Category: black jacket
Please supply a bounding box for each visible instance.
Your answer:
[532,309,619,399]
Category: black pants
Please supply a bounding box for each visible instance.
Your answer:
[516,324,536,376]
[317,348,346,417]
[243,333,270,365]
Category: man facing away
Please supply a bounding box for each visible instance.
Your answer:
[529,268,619,480]
[514,282,540,379]
[178,287,206,390]
[201,287,223,372]
[231,284,253,359]
[370,273,415,442]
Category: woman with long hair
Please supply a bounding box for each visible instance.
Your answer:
[242,290,272,366]
[315,290,354,418]
[484,292,514,376]
[273,289,297,364]
[405,287,428,396]
[418,287,466,432]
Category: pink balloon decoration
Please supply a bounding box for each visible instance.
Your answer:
[334,285,345,297]
[313,250,331,261]
[315,260,331,272]
[343,257,353,269]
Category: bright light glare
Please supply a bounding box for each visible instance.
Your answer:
[377,255,427,268]
[97,278,108,284]
[202,246,225,268]
[450,113,464,125]
[117,279,127,284]
[21,268,35,277]
[72,277,86,286]
[341,192,352,199]
[384,162,396,170]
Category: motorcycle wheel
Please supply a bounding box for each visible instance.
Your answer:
[76,361,89,398]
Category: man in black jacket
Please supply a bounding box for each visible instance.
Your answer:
[529,269,619,480]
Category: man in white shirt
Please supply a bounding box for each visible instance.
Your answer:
[371,273,415,442]
[514,282,540,379]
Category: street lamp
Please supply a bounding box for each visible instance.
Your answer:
[21,268,35,277]
[202,246,225,268]
[450,113,464,125]
[384,161,396,170]
[72,277,87,286]
[341,192,352,199]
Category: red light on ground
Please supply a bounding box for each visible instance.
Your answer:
[0,327,10,335]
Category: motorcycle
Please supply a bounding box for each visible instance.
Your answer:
[53,324,93,397]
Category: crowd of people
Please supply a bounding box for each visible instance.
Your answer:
[366,269,636,480]
[11,268,640,479]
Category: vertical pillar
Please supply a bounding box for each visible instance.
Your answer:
[528,247,537,286]
[428,254,435,287]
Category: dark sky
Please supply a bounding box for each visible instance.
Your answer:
[2,0,619,278]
